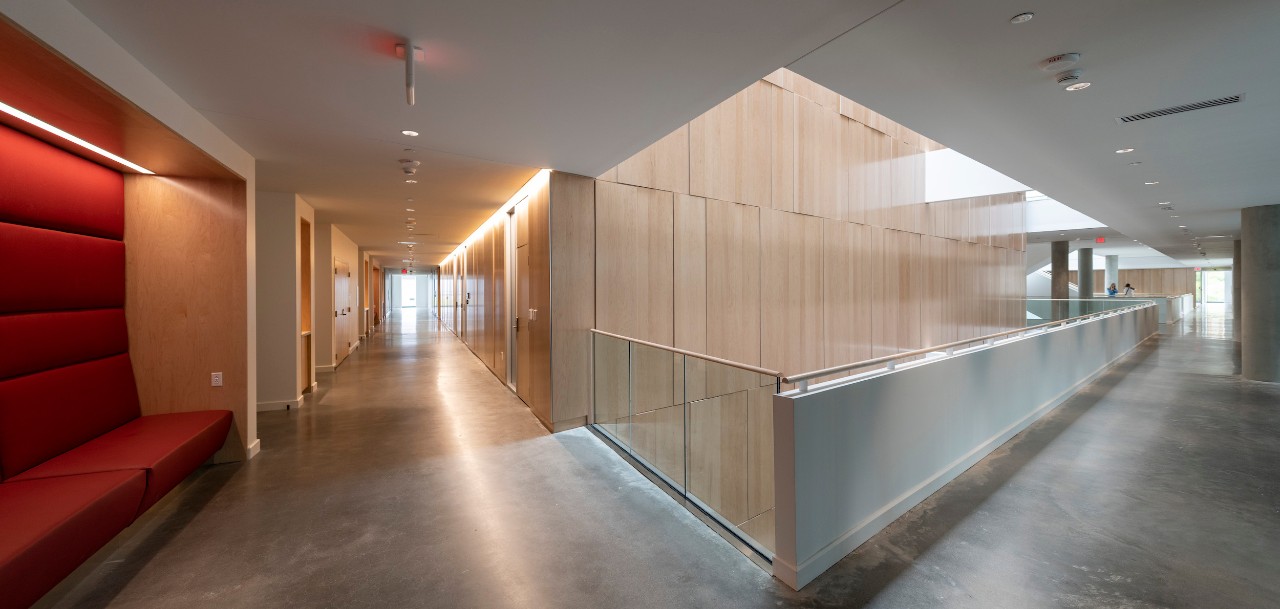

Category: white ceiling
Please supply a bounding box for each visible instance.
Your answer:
[790,0,1279,268]
[69,0,899,266]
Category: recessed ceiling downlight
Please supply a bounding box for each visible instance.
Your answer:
[1010,12,1034,24]
[1065,82,1091,91]
[1116,148,1135,154]
[401,130,419,137]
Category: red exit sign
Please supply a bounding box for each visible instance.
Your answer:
[1095,237,1106,243]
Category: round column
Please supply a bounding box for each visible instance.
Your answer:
[1241,204,1280,382]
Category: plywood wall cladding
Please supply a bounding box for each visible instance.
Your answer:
[1070,268,1196,296]
[594,67,1027,380]
[124,175,248,461]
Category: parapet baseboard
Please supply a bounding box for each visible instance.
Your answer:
[256,395,303,412]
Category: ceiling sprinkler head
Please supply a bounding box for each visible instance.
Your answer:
[399,159,421,176]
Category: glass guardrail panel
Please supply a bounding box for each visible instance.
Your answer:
[1026,298,1149,325]
[684,354,775,556]
[592,332,631,449]
[628,342,686,491]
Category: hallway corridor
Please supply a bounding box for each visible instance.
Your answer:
[40,308,1280,609]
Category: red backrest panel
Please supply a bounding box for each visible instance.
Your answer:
[0,223,125,314]
[0,310,129,380]
[0,123,135,480]
[0,354,142,478]
[0,123,123,239]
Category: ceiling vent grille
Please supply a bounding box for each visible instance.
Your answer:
[1116,94,1244,124]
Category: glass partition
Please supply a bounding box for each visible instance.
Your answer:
[591,332,778,559]
[1025,298,1150,326]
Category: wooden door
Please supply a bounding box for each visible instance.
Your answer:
[515,243,532,405]
[334,258,350,365]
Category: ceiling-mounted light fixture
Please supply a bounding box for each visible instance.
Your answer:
[0,100,154,174]
[395,42,425,106]
[401,130,419,137]
[1145,181,1159,185]
[1116,148,1135,154]
[405,179,418,184]
[1010,12,1034,24]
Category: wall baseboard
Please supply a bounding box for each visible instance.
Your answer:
[316,364,335,373]
[256,396,301,412]
[245,438,261,460]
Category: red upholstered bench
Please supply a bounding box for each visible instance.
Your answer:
[0,123,234,609]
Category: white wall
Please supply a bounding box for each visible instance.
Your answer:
[254,191,298,409]
[772,304,1159,590]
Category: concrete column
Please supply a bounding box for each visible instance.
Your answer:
[1232,239,1242,324]
[1051,241,1069,320]
[1077,247,1094,299]
[1241,204,1279,382]
[1105,255,1119,295]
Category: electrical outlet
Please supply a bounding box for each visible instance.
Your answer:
[211,372,223,387]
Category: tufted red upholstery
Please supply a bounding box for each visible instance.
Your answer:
[0,120,123,239]
[0,471,145,609]
[0,122,232,608]
[0,223,125,314]
[0,309,129,380]
[0,354,142,479]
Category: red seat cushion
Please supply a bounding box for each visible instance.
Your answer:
[0,470,145,609]
[0,354,142,480]
[9,411,232,514]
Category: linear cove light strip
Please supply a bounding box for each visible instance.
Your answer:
[440,168,550,266]
[0,100,155,174]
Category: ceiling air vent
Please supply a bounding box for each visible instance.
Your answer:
[1116,94,1244,124]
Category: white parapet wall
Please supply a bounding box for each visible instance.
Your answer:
[771,304,1159,589]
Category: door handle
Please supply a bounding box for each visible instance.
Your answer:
[514,316,520,332]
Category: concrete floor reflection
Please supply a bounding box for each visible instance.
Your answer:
[38,306,1280,609]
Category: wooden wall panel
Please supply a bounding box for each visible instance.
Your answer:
[822,220,873,370]
[529,177,554,425]
[770,85,795,212]
[594,181,675,345]
[890,139,926,234]
[706,199,761,366]
[761,209,824,375]
[616,125,689,195]
[857,124,894,230]
[689,82,771,208]
[674,194,708,353]
[549,172,595,427]
[125,175,248,461]
[793,97,839,220]
[492,218,506,381]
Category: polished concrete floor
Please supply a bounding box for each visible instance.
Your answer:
[41,306,1279,609]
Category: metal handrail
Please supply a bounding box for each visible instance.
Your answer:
[782,300,1157,391]
[588,329,782,377]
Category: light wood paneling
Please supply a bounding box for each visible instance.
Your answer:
[687,391,749,525]
[890,139,926,234]
[761,209,824,374]
[689,82,771,208]
[549,172,595,425]
[823,220,874,369]
[616,125,689,195]
[492,218,507,381]
[770,85,795,212]
[594,181,675,345]
[529,176,553,424]
[675,194,708,403]
[746,385,774,520]
[706,199,760,366]
[856,123,894,230]
[793,97,839,220]
[125,175,247,460]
